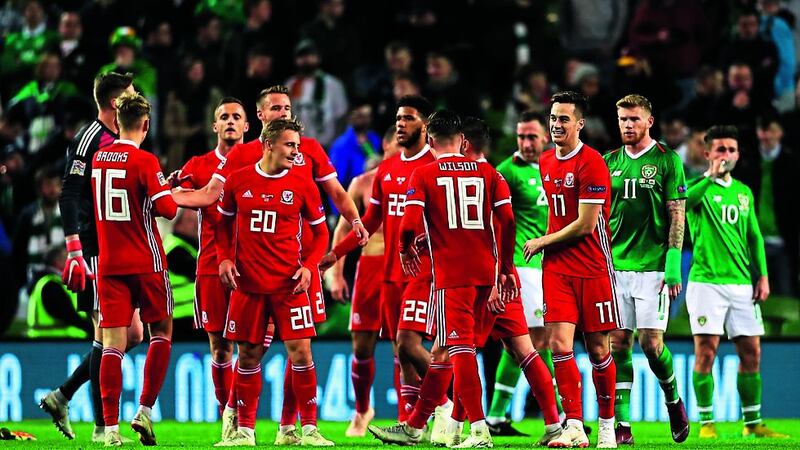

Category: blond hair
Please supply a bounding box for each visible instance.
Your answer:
[616,94,652,114]
[115,92,151,131]
[261,117,303,143]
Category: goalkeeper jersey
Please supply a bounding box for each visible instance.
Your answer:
[604,141,687,272]
[686,176,767,285]
[496,152,548,269]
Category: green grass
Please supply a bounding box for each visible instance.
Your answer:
[3,419,800,448]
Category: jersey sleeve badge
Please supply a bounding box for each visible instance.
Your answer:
[69,160,86,176]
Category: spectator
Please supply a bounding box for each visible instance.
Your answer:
[180,12,225,86]
[573,63,614,150]
[683,66,724,130]
[423,50,482,117]
[11,165,63,292]
[286,39,348,147]
[26,245,91,339]
[164,208,199,340]
[329,101,382,191]
[144,20,179,112]
[163,57,223,171]
[719,7,779,103]
[0,1,23,37]
[760,0,798,111]
[5,52,86,156]
[223,0,289,86]
[31,111,89,176]
[505,64,554,133]
[559,0,628,83]
[369,41,414,130]
[235,45,279,141]
[0,148,30,225]
[626,0,707,109]
[682,127,708,179]
[97,27,158,100]
[0,0,59,99]
[780,78,800,150]
[373,71,420,132]
[57,11,99,93]
[740,116,800,295]
[659,113,689,157]
[300,0,361,85]
[712,62,776,151]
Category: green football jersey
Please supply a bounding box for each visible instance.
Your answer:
[497,152,549,268]
[686,176,767,284]
[604,142,687,272]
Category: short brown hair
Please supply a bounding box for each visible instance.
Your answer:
[704,125,738,145]
[115,92,151,131]
[551,91,588,118]
[94,72,133,111]
[257,85,290,106]
[261,117,303,143]
[616,94,652,114]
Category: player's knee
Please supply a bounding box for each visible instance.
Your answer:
[126,328,144,349]
[211,345,233,363]
[530,329,548,350]
[694,346,717,371]
[639,335,663,358]
[738,345,761,371]
[396,333,419,359]
[352,344,373,360]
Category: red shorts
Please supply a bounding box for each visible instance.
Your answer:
[98,271,172,328]
[476,300,529,346]
[542,271,619,333]
[350,255,382,332]
[430,286,493,347]
[194,274,229,332]
[309,269,326,323]
[380,275,432,340]
[224,290,316,345]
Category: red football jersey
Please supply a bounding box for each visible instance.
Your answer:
[538,142,613,278]
[180,148,225,275]
[217,164,326,294]
[92,140,174,275]
[370,146,435,282]
[213,137,336,183]
[403,153,512,289]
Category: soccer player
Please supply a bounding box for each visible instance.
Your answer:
[320,96,438,424]
[171,97,249,430]
[215,118,333,446]
[604,94,689,444]
[328,126,400,436]
[41,72,143,442]
[523,91,618,449]
[397,110,517,448]
[686,125,788,439]
[489,111,564,436]
[92,93,178,446]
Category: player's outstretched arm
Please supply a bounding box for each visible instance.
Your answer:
[152,193,178,220]
[215,205,238,290]
[326,180,364,301]
[664,199,686,299]
[323,201,383,271]
[397,204,423,277]
[172,177,224,208]
[524,202,602,261]
[321,178,369,246]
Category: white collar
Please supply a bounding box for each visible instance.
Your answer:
[436,152,464,160]
[476,157,488,163]
[760,144,781,162]
[401,144,431,162]
[114,139,139,148]
[23,22,45,38]
[705,172,733,187]
[555,141,584,160]
[255,163,288,179]
[214,147,225,161]
[624,139,656,160]
[513,151,539,169]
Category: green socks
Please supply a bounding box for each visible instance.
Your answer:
[487,350,521,422]
[612,349,633,425]
[693,371,715,423]
[538,348,563,415]
[647,345,679,403]
[737,372,762,425]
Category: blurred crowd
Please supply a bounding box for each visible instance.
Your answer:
[1,0,799,336]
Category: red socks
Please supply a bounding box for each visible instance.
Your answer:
[292,363,318,427]
[211,359,233,415]
[449,345,484,423]
[394,357,407,422]
[407,362,453,429]
[351,357,375,414]
[591,352,616,420]
[452,394,466,422]
[400,384,420,417]
[520,352,559,425]
[280,360,298,426]
[226,360,239,410]
[236,364,262,429]
[100,347,124,427]
[140,336,171,408]
[553,352,583,421]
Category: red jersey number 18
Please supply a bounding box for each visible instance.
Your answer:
[436,176,485,230]
[92,168,131,221]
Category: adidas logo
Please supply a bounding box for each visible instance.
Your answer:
[544,174,550,182]
[448,330,459,339]
[384,173,392,181]
[243,190,253,198]
[307,397,317,405]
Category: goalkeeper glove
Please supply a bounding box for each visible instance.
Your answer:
[62,238,94,292]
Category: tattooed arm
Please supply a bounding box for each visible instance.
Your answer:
[664,198,686,298]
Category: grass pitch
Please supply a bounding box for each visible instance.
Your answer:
[2,419,800,449]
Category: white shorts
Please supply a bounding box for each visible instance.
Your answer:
[614,271,669,331]
[686,282,764,338]
[517,267,544,328]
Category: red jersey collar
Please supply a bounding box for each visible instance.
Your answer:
[555,141,584,160]
[255,163,288,179]
[114,139,139,148]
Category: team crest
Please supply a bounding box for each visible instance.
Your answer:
[228,320,236,332]
[535,309,543,318]
[281,190,294,204]
[641,164,658,179]
[293,152,306,166]
[564,172,575,187]
[738,193,750,212]
[698,316,707,326]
